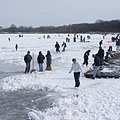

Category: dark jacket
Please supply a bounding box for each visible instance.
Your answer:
[99,40,103,45]
[94,55,100,66]
[24,54,32,63]
[46,52,52,65]
[37,53,45,64]
[55,43,60,49]
[62,42,67,47]
[98,48,104,58]
[84,51,90,60]
[116,40,120,46]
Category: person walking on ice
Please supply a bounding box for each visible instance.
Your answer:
[15,44,18,51]
[69,58,83,87]
[61,42,67,52]
[73,34,76,42]
[99,40,103,47]
[8,38,10,42]
[37,51,45,72]
[55,42,60,52]
[83,50,91,66]
[24,51,32,73]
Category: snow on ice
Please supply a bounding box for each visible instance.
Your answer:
[0,34,120,120]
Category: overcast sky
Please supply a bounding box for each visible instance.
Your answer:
[0,0,120,27]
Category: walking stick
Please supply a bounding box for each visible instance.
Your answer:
[31,53,36,73]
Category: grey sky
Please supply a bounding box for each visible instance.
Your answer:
[0,0,120,27]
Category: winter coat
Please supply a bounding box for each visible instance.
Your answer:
[46,53,52,65]
[99,40,103,45]
[62,42,67,47]
[37,53,45,64]
[69,62,82,73]
[15,44,18,49]
[84,51,90,60]
[55,43,60,49]
[93,56,100,66]
[98,49,104,58]
[24,54,32,63]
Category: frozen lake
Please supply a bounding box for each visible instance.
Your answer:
[0,61,55,120]
[0,90,54,120]
[0,60,23,80]
[0,34,120,120]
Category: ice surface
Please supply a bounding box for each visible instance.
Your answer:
[0,33,120,120]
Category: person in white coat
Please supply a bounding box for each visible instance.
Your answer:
[69,58,82,87]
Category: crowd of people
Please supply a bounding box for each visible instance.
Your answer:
[24,50,52,73]
[24,40,67,74]
[70,35,116,86]
[66,34,89,43]
[24,34,118,88]
[8,34,118,88]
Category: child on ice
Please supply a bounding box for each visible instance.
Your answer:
[69,58,82,87]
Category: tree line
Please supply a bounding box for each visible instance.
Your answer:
[0,20,120,33]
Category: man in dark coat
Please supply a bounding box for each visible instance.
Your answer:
[116,39,120,50]
[15,44,18,51]
[24,51,32,73]
[83,50,91,66]
[73,34,76,42]
[99,40,103,47]
[80,35,82,42]
[37,51,45,72]
[55,42,60,52]
[97,47,104,66]
[8,38,10,42]
[61,42,67,52]
[92,54,100,79]
[46,51,52,70]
